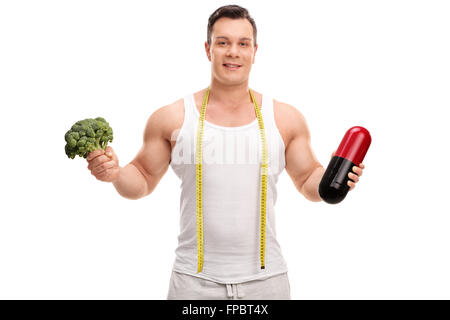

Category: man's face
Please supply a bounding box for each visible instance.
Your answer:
[205,17,258,86]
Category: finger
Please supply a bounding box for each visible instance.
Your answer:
[96,167,118,182]
[347,180,355,190]
[87,155,110,170]
[92,160,116,175]
[87,151,105,163]
[86,149,105,161]
[352,166,363,177]
[105,146,113,158]
[95,170,109,181]
[348,172,359,183]
[359,163,365,169]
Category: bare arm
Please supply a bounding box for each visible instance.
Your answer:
[282,103,324,202]
[112,106,172,200]
[282,104,366,201]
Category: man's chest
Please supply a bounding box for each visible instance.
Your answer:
[168,99,293,152]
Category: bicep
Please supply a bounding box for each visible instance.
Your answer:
[284,109,322,189]
[130,109,171,193]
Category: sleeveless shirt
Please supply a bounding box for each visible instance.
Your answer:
[169,93,288,284]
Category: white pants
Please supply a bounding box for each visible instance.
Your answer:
[167,271,291,300]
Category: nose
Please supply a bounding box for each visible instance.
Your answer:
[226,43,240,58]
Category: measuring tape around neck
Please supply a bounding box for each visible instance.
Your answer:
[195,87,268,273]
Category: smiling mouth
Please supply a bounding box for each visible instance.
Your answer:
[223,63,242,70]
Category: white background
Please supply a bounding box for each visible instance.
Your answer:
[1,0,449,299]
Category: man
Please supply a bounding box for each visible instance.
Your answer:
[86,5,365,299]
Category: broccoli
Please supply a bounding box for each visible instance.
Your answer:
[64,117,113,159]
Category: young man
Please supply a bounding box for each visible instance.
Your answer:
[86,5,365,299]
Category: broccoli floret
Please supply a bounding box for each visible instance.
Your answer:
[64,117,113,159]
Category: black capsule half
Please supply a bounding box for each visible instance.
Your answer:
[319,126,371,204]
[319,156,355,204]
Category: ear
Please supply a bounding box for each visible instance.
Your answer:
[204,41,211,61]
[252,43,258,64]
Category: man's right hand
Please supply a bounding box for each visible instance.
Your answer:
[86,146,120,182]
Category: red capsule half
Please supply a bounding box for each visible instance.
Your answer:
[319,126,371,204]
[335,126,371,165]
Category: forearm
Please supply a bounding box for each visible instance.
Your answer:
[112,163,149,200]
[300,166,325,202]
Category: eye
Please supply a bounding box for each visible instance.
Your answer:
[240,42,248,47]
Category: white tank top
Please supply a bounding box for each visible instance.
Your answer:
[170,92,288,284]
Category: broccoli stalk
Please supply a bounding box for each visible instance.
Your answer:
[64,117,114,159]
[94,135,103,150]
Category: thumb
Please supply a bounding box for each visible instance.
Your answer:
[105,146,113,158]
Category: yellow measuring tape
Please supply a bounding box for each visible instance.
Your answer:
[195,87,268,272]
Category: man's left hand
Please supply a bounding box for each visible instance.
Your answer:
[331,150,365,191]
[348,163,364,191]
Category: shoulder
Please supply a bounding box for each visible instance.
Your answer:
[273,99,310,149]
[143,98,184,143]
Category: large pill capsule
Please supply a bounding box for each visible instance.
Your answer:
[319,126,371,204]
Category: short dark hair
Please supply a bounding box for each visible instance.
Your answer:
[207,5,257,46]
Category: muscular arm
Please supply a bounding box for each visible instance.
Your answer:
[112,106,171,200]
[281,103,324,202]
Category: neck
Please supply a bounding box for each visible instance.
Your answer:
[208,79,252,110]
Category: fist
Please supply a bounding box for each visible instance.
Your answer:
[330,150,365,191]
[86,146,120,182]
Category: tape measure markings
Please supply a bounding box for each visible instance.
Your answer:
[196,87,268,272]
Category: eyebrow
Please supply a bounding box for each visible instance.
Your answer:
[216,36,252,41]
